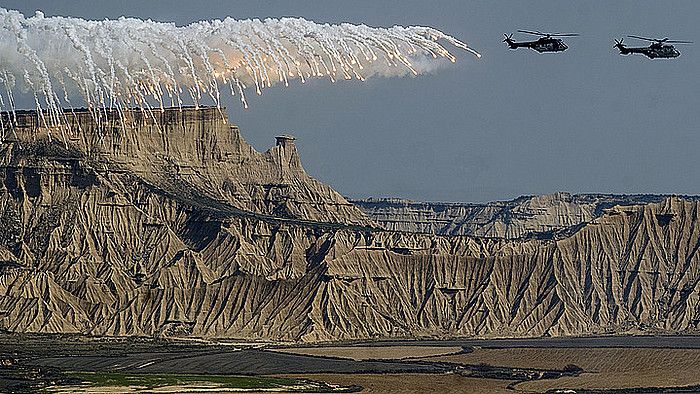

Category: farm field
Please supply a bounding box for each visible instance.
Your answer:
[432,347,700,392]
[3,334,700,393]
[271,345,463,361]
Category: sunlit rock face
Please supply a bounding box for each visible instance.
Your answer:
[0,107,369,226]
[350,193,671,238]
[0,108,699,342]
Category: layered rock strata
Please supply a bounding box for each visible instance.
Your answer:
[0,108,699,342]
[351,193,676,238]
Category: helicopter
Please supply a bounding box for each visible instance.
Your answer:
[503,30,579,53]
[614,36,692,59]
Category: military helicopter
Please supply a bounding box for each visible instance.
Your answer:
[503,30,579,53]
[614,36,692,59]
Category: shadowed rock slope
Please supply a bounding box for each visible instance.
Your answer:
[0,108,699,342]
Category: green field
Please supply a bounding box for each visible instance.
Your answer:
[60,372,334,392]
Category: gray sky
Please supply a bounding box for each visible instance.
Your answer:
[4,1,700,202]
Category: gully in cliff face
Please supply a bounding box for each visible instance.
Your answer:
[1,106,700,344]
[0,4,698,393]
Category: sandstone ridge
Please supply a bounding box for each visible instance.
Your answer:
[351,193,684,238]
[0,108,699,342]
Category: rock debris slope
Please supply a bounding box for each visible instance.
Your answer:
[0,108,699,341]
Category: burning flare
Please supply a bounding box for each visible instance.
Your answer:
[0,8,479,140]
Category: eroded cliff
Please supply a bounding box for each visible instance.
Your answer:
[0,108,699,342]
[351,193,674,238]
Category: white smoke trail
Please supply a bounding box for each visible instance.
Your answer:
[0,8,479,136]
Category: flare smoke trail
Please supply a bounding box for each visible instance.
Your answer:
[0,8,479,140]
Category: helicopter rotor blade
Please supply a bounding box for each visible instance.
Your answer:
[517,29,546,36]
[628,35,693,44]
[627,35,659,42]
[517,30,578,38]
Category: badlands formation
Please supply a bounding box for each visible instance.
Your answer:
[0,108,699,342]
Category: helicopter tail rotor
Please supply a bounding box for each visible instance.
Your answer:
[614,38,629,54]
[503,33,516,48]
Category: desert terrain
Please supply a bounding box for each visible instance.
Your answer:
[1,108,700,392]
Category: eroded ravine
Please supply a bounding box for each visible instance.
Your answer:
[0,108,699,342]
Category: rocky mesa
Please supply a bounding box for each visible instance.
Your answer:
[0,108,699,342]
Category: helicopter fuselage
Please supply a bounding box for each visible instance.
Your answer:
[617,43,680,58]
[506,37,568,53]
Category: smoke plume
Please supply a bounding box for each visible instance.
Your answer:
[0,8,479,137]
